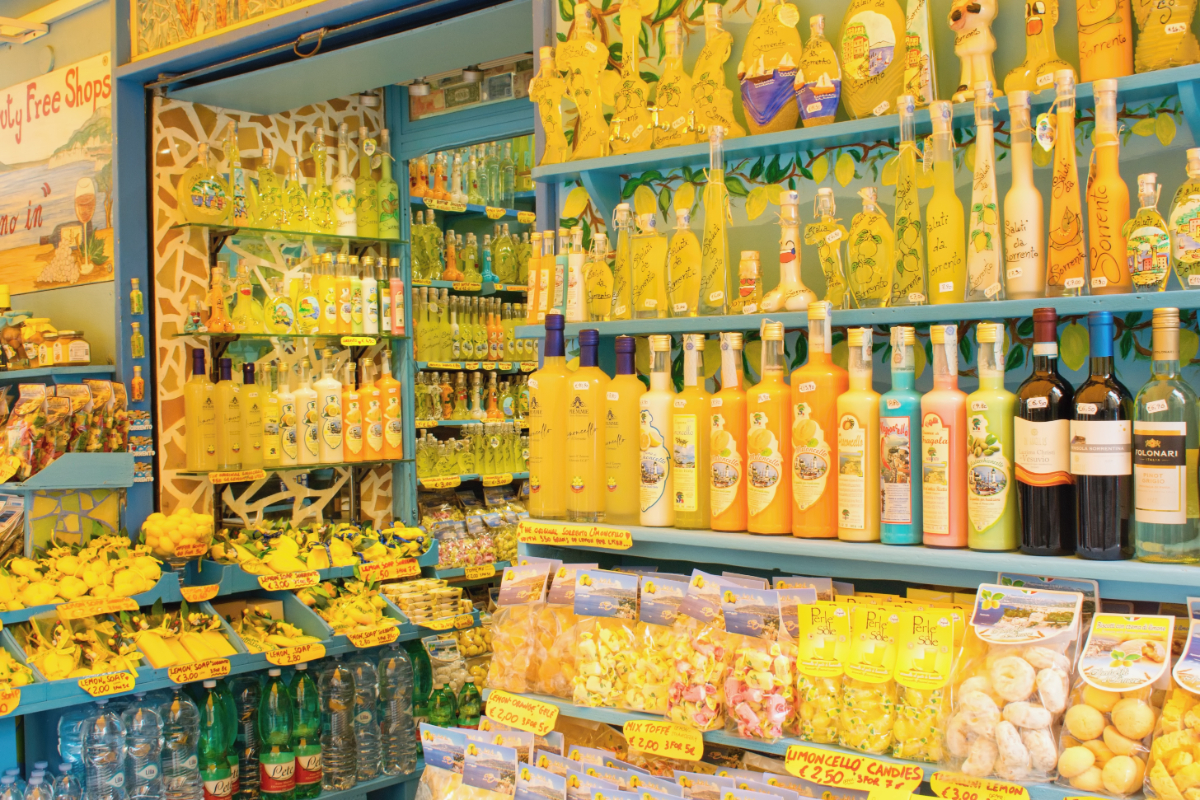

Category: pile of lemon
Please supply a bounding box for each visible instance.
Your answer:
[140,508,216,561]
[1,535,163,610]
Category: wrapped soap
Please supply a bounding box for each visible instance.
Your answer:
[570,569,639,708]
[623,574,690,714]
[892,607,957,763]
[485,562,552,693]
[722,587,795,743]
[796,601,850,744]
[664,571,733,732]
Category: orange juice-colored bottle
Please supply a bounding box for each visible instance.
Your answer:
[747,321,791,534]
[360,358,385,461]
[837,328,881,542]
[342,362,363,463]
[711,332,748,532]
[791,301,848,538]
[377,353,403,460]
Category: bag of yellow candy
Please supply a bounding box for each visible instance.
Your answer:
[837,602,901,754]
[664,571,734,732]
[1145,664,1200,800]
[571,568,638,708]
[622,574,689,714]
[722,587,795,743]
[796,601,850,744]
[1057,612,1175,797]
[776,586,818,737]
[485,562,552,693]
[892,607,958,762]
[535,562,594,698]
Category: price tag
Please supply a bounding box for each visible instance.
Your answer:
[825,229,843,244]
[340,336,377,346]
[415,420,437,429]
[421,616,458,631]
[359,557,420,581]
[465,362,480,370]
[482,473,513,487]
[517,521,632,550]
[931,772,1031,800]
[0,689,19,717]
[426,362,462,370]
[258,571,320,591]
[346,625,401,648]
[485,207,506,220]
[485,690,559,735]
[210,469,267,485]
[784,745,924,792]
[421,476,462,490]
[412,279,432,287]
[1065,277,1085,289]
[454,613,475,629]
[516,211,536,224]
[498,362,513,371]
[58,596,139,621]
[79,672,136,697]
[425,198,467,213]
[622,720,702,761]
[174,542,209,558]
[464,564,496,580]
[1147,399,1169,413]
[181,585,221,603]
[520,362,537,372]
[168,658,231,685]
[452,282,483,291]
[266,643,326,666]
[482,363,496,371]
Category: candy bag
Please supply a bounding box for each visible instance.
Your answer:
[892,607,957,762]
[4,384,46,480]
[536,562,592,698]
[111,382,129,452]
[1056,612,1174,796]
[623,574,689,714]
[571,569,638,708]
[942,583,1083,782]
[83,380,113,452]
[722,587,794,743]
[796,601,850,744]
[777,587,817,738]
[485,562,551,693]
[838,603,900,754]
[57,384,92,452]
[34,396,70,473]
[664,572,733,732]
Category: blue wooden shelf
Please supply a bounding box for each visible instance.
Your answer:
[519,523,1199,604]
[0,366,117,385]
[409,196,534,220]
[1,453,135,492]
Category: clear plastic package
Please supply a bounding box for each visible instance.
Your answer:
[723,587,796,743]
[796,601,850,744]
[571,569,638,708]
[485,562,551,693]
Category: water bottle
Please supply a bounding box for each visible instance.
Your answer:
[378,645,416,776]
[347,655,381,781]
[427,684,456,728]
[82,699,127,800]
[24,777,50,800]
[1,776,24,800]
[31,766,47,780]
[198,681,231,800]
[54,765,82,800]
[288,665,320,800]
[160,689,201,800]
[230,676,261,800]
[122,694,163,800]
[57,706,92,782]
[318,659,355,792]
[3,772,22,795]
[257,669,294,800]
[214,682,239,798]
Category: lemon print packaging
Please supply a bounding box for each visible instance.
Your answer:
[893,607,958,762]
[797,600,850,743]
[571,569,639,708]
[485,562,552,693]
[723,587,796,743]
[536,562,594,698]
[628,575,690,714]
[838,602,900,753]
[1145,619,1200,800]
[664,571,735,731]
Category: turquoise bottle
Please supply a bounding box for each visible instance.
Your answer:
[880,325,923,544]
[481,234,497,283]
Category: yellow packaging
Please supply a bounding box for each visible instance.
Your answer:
[909,588,954,602]
[893,609,955,762]
[796,601,850,743]
[839,604,900,754]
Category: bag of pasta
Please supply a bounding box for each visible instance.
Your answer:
[796,601,850,744]
[1056,612,1175,797]
[942,583,1083,783]
[416,724,465,800]
[664,571,733,732]
[571,569,638,709]
[838,602,900,754]
[777,587,817,738]
[1145,640,1200,800]
[485,562,551,694]
[536,562,593,698]
[893,607,958,762]
[622,574,689,714]
[722,587,794,743]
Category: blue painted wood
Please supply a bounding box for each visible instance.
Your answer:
[398,97,538,162]
[0,366,117,385]
[7,453,136,492]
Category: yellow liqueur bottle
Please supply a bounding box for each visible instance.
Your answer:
[838,0,906,119]
[847,187,894,308]
[806,188,850,309]
[967,322,1018,551]
[654,18,697,149]
[308,127,335,234]
[567,329,609,522]
[1169,148,1200,288]
[738,0,803,135]
[903,0,938,106]
[1003,0,1073,95]
[1124,173,1172,292]
[605,336,645,525]
[699,127,730,316]
[585,232,614,322]
[559,3,609,161]
[632,213,669,319]
[748,322,791,534]
[184,348,217,472]
[214,357,243,471]
[674,334,711,529]
[1089,79,1132,294]
[763,189,816,312]
[798,15,842,127]
[966,82,1004,302]
[891,95,926,306]
[667,209,701,317]
[712,332,748,531]
[241,363,264,471]
[837,328,881,541]
[610,1,655,155]
[529,47,572,165]
[926,101,966,304]
[693,4,747,140]
[529,312,571,519]
[640,334,676,527]
[1046,69,1087,297]
[177,143,231,226]
[355,126,379,239]
[611,204,635,321]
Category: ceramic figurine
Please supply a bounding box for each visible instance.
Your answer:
[948,0,1001,102]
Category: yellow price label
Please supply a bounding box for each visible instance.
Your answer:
[622,720,702,761]
[412,279,432,287]
[485,690,558,736]
[499,362,513,370]
[425,361,462,370]
[174,542,209,558]
[424,198,467,213]
[346,626,400,648]
[415,420,436,429]
[452,282,483,291]
[209,469,267,485]
[168,658,231,685]
[0,689,19,717]
[785,745,924,792]
[180,585,221,603]
[359,557,420,582]
[464,362,480,370]
[516,211,536,224]
[930,773,1031,800]
[79,672,136,697]
[258,571,320,591]
[464,564,496,580]
[482,362,496,370]
[421,476,462,490]
[517,521,632,550]
[421,616,457,631]
[58,596,139,621]
[340,336,377,346]
[482,473,513,487]
[485,207,506,220]
[520,362,537,372]
[454,613,475,629]
[266,643,327,666]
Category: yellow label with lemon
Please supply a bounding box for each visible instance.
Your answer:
[894,609,954,690]
[797,601,850,677]
[845,605,900,684]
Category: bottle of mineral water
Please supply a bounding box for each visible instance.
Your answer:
[230,676,261,800]
[82,699,127,800]
[160,690,201,800]
[2,773,21,796]
[24,777,50,800]
[1,776,24,800]
[289,665,321,800]
[347,655,381,781]
[122,694,163,800]
[257,669,294,800]
[214,682,239,799]
[55,764,83,800]
[58,706,94,781]
[378,644,417,776]
[318,659,356,792]
[198,681,231,800]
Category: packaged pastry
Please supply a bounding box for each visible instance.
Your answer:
[796,601,850,744]
[485,562,551,693]
[1057,612,1174,797]
[664,571,734,732]
[838,603,900,754]
[722,587,795,743]
[942,583,1084,782]
[624,574,689,714]
[571,569,638,708]
[892,607,956,762]
[416,724,466,800]
[777,587,818,737]
[1141,606,1200,800]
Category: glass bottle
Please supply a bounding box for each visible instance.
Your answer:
[847,187,894,308]
[1125,173,1171,292]
[1004,91,1045,299]
[130,278,144,316]
[528,312,570,519]
[633,214,668,320]
[1079,0,1133,80]
[667,209,701,317]
[241,363,264,471]
[184,348,217,472]
[735,250,762,314]
[674,334,711,529]
[609,2,655,154]
[308,127,335,234]
[1172,148,1200,289]
[1046,69,1086,297]
[566,226,587,323]
[922,325,968,547]
[332,123,357,236]
[738,0,803,134]
[712,331,747,532]
[966,82,1004,302]
[693,4,746,138]
[267,277,295,336]
[131,321,146,359]
[131,365,145,401]
[1088,79,1131,294]
[1134,0,1200,72]
[807,188,849,309]
[747,321,791,534]
[699,126,729,316]
[206,265,234,333]
[500,142,515,209]
[585,232,613,322]
[355,127,379,238]
[1017,308,1076,556]
[177,142,231,225]
[318,253,337,335]
[230,264,261,334]
[282,155,310,232]
[449,150,467,205]
[880,326,922,545]
[606,336,645,526]
[926,101,965,304]
[654,18,697,149]
[262,362,282,468]
[410,154,429,198]
[837,0,906,118]
[315,348,344,464]
[214,357,242,471]
[797,15,842,127]
[891,95,926,306]
[1072,311,1133,560]
[967,322,1018,551]
[566,329,609,522]
[255,147,285,229]
[610,204,634,321]
[377,129,400,239]
[762,189,816,312]
[837,327,881,542]
[640,334,676,527]
[1133,308,1200,563]
[530,49,572,165]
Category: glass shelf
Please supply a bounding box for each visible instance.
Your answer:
[169,331,406,342]
[177,458,409,479]
[170,221,406,247]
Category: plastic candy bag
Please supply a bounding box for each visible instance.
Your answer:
[796,601,850,744]
[623,574,690,714]
[535,563,591,698]
[4,385,46,480]
[838,602,900,754]
[722,587,795,743]
[571,569,638,708]
[777,587,817,738]
[1145,674,1200,800]
[485,562,551,693]
[892,607,959,763]
[664,573,732,732]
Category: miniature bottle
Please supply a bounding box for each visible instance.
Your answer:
[797,15,842,127]
[735,250,762,314]
[847,187,894,308]
[762,189,816,312]
[748,321,792,534]
[1124,173,1171,292]
[712,332,747,531]
[640,334,676,527]
[131,365,145,401]
[806,188,849,308]
[131,322,146,359]
[1046,70,1086,297]
[738,0,802,134]
[1004,91,1045,299]
[693,4,747,139]
[966,82,1004,302]
[267,278,295,336]
[880,326,922,544]
[130,278,144,316]
[585,232,613,322]
[610,205,635,321]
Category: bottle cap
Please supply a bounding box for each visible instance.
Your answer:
[761,321,785,341]
[649,334,672,352]
[545,311,564,332]
[204,680,216,687]
[539,45,554,60]
[1,778,12,786]
[296,663,308,671]
[59,766,70,775]
[974,81,993,105]
[615,335,636,354]
[131,278,140,289]
[892,326,916,346]
[1139,173,1159,194]
[579,329,599,346]
[243,362,256,385]
[722,331,743,349]
[1055,69,1075,93]
[810,14,824,33]
[740,250,760,260]
[684,333,705,349]
[897,94,915,116]
[847,327,870,347]
[192,348,206,377]
[930,324,956,345]
[1153,307,1180,328]
[1095,77,1118,94]
[780,189,799,208]
[1009,89,1030,109]
[1033,308,1058,342]
[930,100,953,133]
[807,301,831,322]
[269,668,282,676]
[976,322,1002,343]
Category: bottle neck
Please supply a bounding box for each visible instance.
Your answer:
[1032,353,1060,375]
[616,350,635,375]
[544,326,565,359]
[720,347,742,390]
[1089,355,1114,377]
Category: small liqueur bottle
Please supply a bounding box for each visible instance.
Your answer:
[130,278,144,316]
[131,366,145,401]
[130,322,145,359]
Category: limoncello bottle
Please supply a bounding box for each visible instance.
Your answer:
[1134,0,1200,73]
[377,129,400,239]
[610,1,655,155]
[847,187,894,308]
[640,334,676,527]
[611,204,635,320]
[632,214,668,319]
[791,302,847,538]
[529,47,572,165]
[763,189,815,312]
[585,232,613,322]
[266,277,295,335]
[806,188,849,308]
[967,323,1018,551]
[332,123,357,236]
[529,312,570,519]
[712,332,748,531]
[926,101,965,304]
[838,0,905,118]
[667,210,701,317]
[282,155,310,232]
[184,348,217,472]
[699,127,730,316]
[224,121,251,226]
[566,226,586,323]
[738,0,803,135]
[693,4,746,139]
[560,5,609,161]
[797,15,841,127]
[1046,70,1086,297]
[567,329,609,522]
[255,148,284,229]
[315,348,344,464]
[1088,79,1131,294]
[263,361,282,468]
[880,326,922,544]
[606,336,645,525]
[903,0,937,105]
[837,327,881,541]
[214,357,243,471]
[1078,0,1133,80]
[891,95,926,306]
[748,321,792,534]
[1124,173,1171,292]
[654,18,697,149]
[1169,148,1200,288]
[966,82,1004,302]
[1004,91,1045,299]
[674,334,711,529]
[1004,0,1073,94]
[178,142,231,225]
[308,127,335,234]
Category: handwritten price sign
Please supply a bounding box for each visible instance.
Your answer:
[517,521,632,550]
[210,469,267,485]
[258,572,320,591]
[181,585,220,603]
[464,564,495,580]
[421,476,462,490]
[516,211,536,224]
[785,746,924,793]
[346,626,400,648]
[520,362,537,372]
[424,198,466,212]
[58,596,139,621]
[454,613,475,629]
[79,672,136,697]
[452,281,483,291]
[622,720,702,762]
[931,773,1030,800]
[0,689,18,717]
[415,420,436,429]
[485,690,558,736]
[266,643,326,666]
[481,473,512,487]
[168,658,231,685]
[421,616,457,631]
[174,542,209,558]
[485,207,506,220]
[340,336,377,347]
[359,558,420,582]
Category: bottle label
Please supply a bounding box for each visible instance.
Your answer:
[880,415,912,525]
[967,413,1012,533]
[322,287,337,322]
[1134,421,1188,524]
[921,412,951,535]
[1015,418,1072,486]
[366,397,384,452]
[345,398,363,456]
[639,407,672,514]
[710,412,743,517]
[137,764,159,781]
[303,400,320,458]
[203,771,232,800]
[1127,224,1171,289]
[259,753,296,794]
[746,409,783,517]
[567,387,597,498]
[1070,419,1132,475]
[298,294,320,327]
[385,394,402,449]
[340,287,353,324]
[295,747,322,787]
[836,413,866,530]
[280,400,298,460]
[673,414,699,513]
[791,402,832,512]
[320,391,343,450]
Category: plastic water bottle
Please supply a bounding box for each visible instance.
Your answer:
[347,655,381,781]
[54,765,82,800]
[257,669,294,800]
[58,706,92,782]
[31,766,47,780]
[318,659,355,792]
[3,772,22,795]
[1,776,24,800]
[378,645,416,776]
[160,689,201,800]
[122,694,163,800]
[289,665,320,800]
[213,682,239,798]
[230,676,261,800]
[198,681,231,800]
[82,699,127,800]
[24,777,51,800]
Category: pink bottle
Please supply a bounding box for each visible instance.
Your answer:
[921,324,968,547]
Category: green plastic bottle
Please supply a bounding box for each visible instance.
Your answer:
[199,680,233,800]
[258,668,296,800]
[457,678,482,729]
[428,683,457,728]
[214,680,241,798]
[290,664,322,800]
